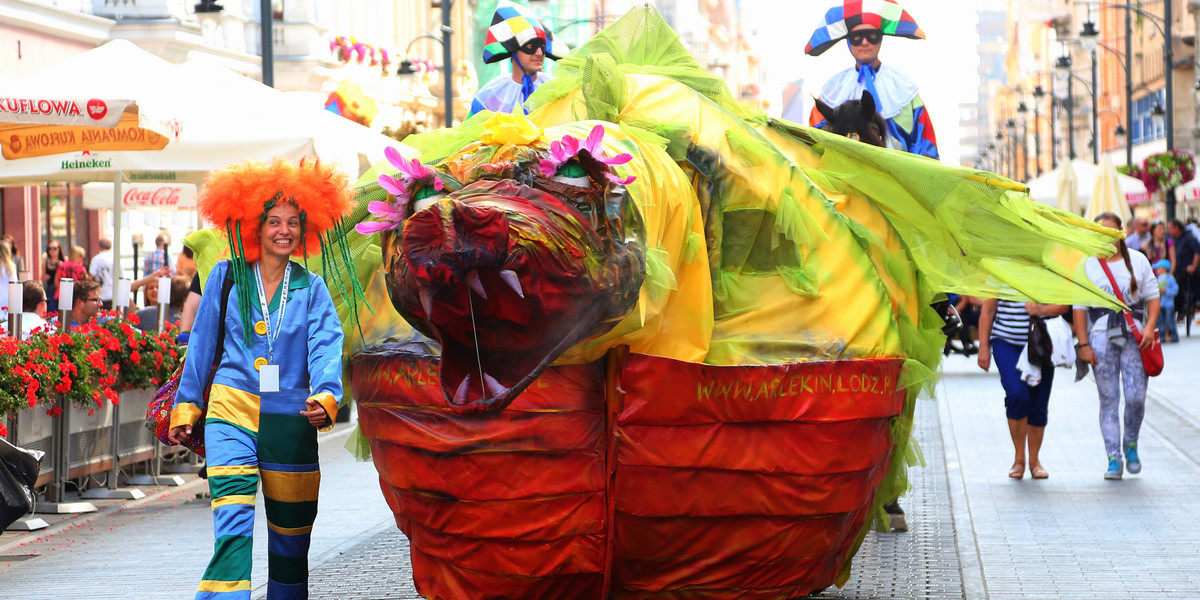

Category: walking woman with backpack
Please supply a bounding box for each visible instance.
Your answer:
[1073,212,1160,480]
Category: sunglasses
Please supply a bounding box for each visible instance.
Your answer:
[518,39,545,55]
[848,30,883,46]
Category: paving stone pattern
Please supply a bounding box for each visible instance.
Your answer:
[806,399,966,600]
[938,352,1200,600]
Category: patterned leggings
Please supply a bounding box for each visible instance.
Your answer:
[1093,337,1147,457]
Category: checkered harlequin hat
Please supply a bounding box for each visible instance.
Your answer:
[804,0,926,57]
[482,0,566,64]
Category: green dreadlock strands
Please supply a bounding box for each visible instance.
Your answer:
[318,233,351,318]
[233,221,255,347]
[334,217,373,314]
[318,223,366,341]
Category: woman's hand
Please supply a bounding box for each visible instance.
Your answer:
[300,399,328,428]
[977,346,991,371]
[1137,331,1156,350]
[168,424,192,444]
[1078,345,1097,366]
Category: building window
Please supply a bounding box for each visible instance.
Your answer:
[1130,90,1165,146]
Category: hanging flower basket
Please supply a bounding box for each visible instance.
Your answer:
[1119,150,1195,193]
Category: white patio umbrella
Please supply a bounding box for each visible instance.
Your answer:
[1057,158,1080,215]
[1026,158,1147,216]
[1087,154,1134,224]
[0,40,411,274]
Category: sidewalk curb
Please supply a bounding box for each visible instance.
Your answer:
[0,476,208,554]
[937,384,988,600]
[0,424,360,556]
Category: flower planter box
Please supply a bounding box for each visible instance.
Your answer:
[10,388,158,487]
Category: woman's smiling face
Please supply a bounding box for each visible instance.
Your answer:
[260,202,301,259]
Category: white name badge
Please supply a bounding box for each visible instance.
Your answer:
[259,364,280,393]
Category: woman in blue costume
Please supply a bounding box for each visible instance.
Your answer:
[805,0,939,159]
[469,0,566,116]
[169,158,354,600]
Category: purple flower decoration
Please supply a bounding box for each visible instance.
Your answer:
[538,125,637,185]
[356,146,445,235]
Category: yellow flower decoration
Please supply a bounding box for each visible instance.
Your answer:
[480,112,544,147]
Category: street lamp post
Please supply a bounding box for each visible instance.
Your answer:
[1007,118,1019,180]
[1017,101,1031,181]
[995,130,1006,178]
[1055,53,1077,160]
[440,0,454,127]
[1032,84,1052,175]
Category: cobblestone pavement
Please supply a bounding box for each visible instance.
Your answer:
[937,345,1200,600]
[803,398,966,600]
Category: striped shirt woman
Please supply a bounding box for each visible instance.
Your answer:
[990,300,1031,345]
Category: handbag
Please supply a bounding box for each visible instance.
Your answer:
[1026,316,1053,369]
[1098,259,1164,377]
[145,266,235,455]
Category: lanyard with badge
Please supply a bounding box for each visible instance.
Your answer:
[254,262,291,393]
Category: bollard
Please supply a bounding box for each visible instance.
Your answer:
[126,276,184,487]
[7,282,22,339]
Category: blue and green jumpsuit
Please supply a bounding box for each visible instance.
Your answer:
[172,260,344,599]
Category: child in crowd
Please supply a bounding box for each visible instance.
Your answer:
[1154,259,1179,343]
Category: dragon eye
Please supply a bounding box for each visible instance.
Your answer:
[552,160,592,188]
[412,186,444,213]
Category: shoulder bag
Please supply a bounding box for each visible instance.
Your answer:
[145,266,235,455]
[1098,259,1164,377]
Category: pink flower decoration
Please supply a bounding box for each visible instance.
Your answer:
[359,147,445,235]
[538,125,636,185]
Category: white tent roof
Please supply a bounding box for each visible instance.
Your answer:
[0,40,408,185]
[1175,178,1200,204]
[1026,158,1150,211]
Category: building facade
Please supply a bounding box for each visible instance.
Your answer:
[978,0,1197,186]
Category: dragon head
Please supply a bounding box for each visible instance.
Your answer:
[365,120,645,414]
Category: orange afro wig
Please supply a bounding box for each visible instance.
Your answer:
[197,157,354,263]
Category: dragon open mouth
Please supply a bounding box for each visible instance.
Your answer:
[386,179,643,415]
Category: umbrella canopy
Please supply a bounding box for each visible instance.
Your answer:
[1175,177,1200,204]
[0,40,409,185]
[1026,158,1148,214]
[1056,157,1080,215]
[1087,154,1133,224]
[1,40,412,277]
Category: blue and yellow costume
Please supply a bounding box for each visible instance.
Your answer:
[169,157,359,600]
[173,260,343,599]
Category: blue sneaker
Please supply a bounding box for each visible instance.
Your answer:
[1104,455,1123,480]
[1125,443,1141,474]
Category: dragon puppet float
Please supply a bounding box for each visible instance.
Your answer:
[188,7,1122,599]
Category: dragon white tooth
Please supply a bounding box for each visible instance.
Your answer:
[419,287,435,317]
[482,373,507,398]
[466,270,488,299]
[454,375,471,404]
[498,270,524,298]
